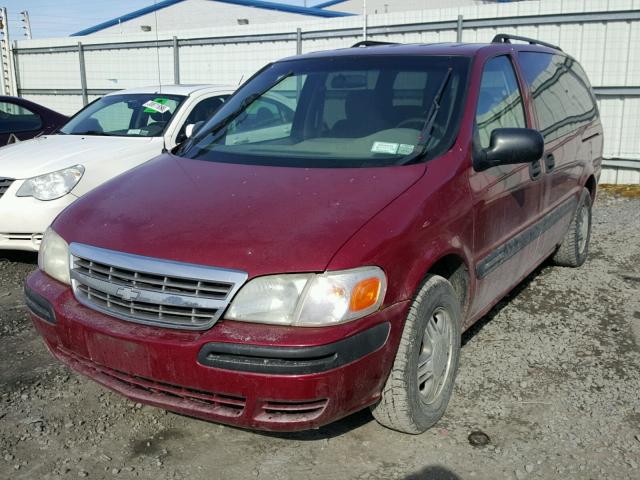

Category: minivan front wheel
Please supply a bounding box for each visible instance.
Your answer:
[553,187,592,267]
[371,275,461,434]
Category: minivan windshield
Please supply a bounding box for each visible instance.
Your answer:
[179,55,470,167]
[60,93,185,137]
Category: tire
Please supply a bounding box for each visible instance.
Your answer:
[371,275,462,434]
[553,187,592,267]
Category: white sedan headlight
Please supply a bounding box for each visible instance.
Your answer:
[226,267,387,326]
[38,228,71,285]
[17,165,84,201]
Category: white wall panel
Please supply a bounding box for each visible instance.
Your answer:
[601,167,640,184]
[95,0,324,35]
[19,94,85,116]
[16,52,80,90]
[84,48,175,89]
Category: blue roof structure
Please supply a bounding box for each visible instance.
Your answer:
[314,0,349,8]
[71,0,353,36]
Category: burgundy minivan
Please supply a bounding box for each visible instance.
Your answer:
[26,35,602,434]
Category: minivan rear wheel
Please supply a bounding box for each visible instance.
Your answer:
[371,275,461,434]
[553,187,592,267]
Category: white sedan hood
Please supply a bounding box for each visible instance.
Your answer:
[0,135,163,181]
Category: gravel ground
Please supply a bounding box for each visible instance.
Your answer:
[1,190,639,480]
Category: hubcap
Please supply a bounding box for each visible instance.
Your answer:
[417,307,453,404]
[577,206,590,254]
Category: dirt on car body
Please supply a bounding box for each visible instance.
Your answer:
[1,191,640,480]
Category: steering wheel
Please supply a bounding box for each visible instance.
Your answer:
[396,118,427,130]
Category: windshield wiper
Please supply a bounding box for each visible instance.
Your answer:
[397,67,453,165]
[69,130,111,136]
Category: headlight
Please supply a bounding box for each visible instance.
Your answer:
[38,228,71,285]
[17,165,84,201]
[226,267,387,326]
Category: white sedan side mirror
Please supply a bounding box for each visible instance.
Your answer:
[185,121,205,139]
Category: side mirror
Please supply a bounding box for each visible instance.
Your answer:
[474,128,544,172]
[185,121,205,139]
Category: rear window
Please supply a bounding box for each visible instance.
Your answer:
[0,101,43,134]
[518,52,598,141]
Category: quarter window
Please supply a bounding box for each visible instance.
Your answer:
[476,56,526,149]
[518,52,598,141]
[0,101,43,134]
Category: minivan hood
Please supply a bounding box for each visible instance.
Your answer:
[0,135,160,179]
[54,155,426,276]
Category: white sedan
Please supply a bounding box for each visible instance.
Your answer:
[0,84,234,251]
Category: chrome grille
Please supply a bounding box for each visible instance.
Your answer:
[73,258,232,300]
[70,243,247,330]
[0,177,14,199]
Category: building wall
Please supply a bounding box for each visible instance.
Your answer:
[91,0,328,35]
[321,0,484,15]
[11,0,640,182]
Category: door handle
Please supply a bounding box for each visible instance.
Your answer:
[544,153,556,172]
[529,159,542,180]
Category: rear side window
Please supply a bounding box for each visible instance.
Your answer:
[0,101,43,134]
[518,52,598,142]
[322,71,378,131]
[476,55,526,149]
[392,71,429,107]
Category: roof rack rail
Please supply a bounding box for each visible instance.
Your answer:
[351,40,397,48]
[492,33,562,52]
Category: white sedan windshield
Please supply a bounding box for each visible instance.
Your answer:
[60,93,185,137]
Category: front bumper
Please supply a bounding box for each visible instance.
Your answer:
[26,270,409,431]
[0,181,77,251]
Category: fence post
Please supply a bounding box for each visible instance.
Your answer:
[12,41,21,97]
[456,15,464,42]
[78,41,88,105]
[296,28,302,55]
[173,36,180,84]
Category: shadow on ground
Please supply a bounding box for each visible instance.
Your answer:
[0,250,38,264]
[403,465,462,479]
[201,408,376,442]
[462,258,552,346]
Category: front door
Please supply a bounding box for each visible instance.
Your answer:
[468,54,544,317]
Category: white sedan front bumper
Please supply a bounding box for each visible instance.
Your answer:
[0,179,77,251]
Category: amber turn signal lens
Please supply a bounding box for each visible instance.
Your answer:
[349,277,382,312]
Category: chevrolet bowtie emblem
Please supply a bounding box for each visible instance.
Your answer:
[116,287,140,301]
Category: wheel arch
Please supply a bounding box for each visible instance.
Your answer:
[408,250,473,321]
[585,174,597,201]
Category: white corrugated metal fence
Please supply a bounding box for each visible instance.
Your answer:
[10,0,640,182]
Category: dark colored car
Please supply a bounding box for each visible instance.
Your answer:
[0,96,68,146]
[26,35,603,434]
